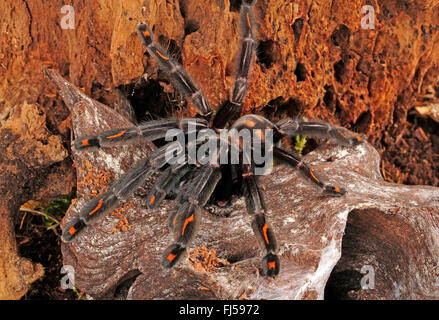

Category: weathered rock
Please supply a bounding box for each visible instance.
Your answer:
[50,70,439,300]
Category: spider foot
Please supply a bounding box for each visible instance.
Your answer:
[137,22,153,47]
[323,185,346,197]
[73,136,100,150]
[62,216,86,242]
[346,133,367,147]
[162,243,187,268]
[262,253,280,278]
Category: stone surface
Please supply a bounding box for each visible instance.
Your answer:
[50,70,439,300]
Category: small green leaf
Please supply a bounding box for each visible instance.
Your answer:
[294,135,307,157]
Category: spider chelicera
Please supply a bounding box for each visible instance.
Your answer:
[61,0,365,277]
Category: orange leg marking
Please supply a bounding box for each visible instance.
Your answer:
[246,13,252,30]
[309,169,320,183]
[167,253,176,262]
[106,130,126,139]
[262,223,269,245]
[181,214,194,236]
[155,49,169,61]
[68,226,77,236]
[89,198,104,216]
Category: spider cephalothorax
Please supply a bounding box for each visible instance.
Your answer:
[62,0,365,277]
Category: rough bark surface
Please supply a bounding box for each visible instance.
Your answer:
[2,0,439,137]
[1,0,439,299]
[46,70,439,300]
[0,102,73,299]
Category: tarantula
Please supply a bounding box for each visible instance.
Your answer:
[62,0,365,277]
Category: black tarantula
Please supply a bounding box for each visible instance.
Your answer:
[62,0,365,277]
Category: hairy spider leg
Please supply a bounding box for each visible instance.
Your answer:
[213,0,258,128]
[146,161,191,209]
[73,118,208,151]
[276,118,366,147]
[149,129,232,214]
[273,146,346,196]
[62,141,183,242]
[241,163,280,277]
[162,165,222,268]
[137,23,212,118]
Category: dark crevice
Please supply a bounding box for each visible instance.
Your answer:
[179,0,188,18]
[15,194,76,300]
[323,85,336,112]
[279,97,303,118]
[300,138,319,156]
[113,269,142,299]
[179,0,200,35]
[261,96,303,120]
[226,251,258,264]
[334,60,345,83]
[325,269,363,300]
[353,110,372,133]
[325,208,416,300]
[294,62,307,82]
[23,0,34,45]
[230,0,243,12]
[335,99,343,116]
[331,24,351,48]
[291,18,304,43]
[184,20,200,36]
[256,40,280,69]
[324,208,373,300]
[118,77,180,123]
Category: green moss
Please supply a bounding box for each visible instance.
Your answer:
[43,198,71,227]
[294,135,307,157]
